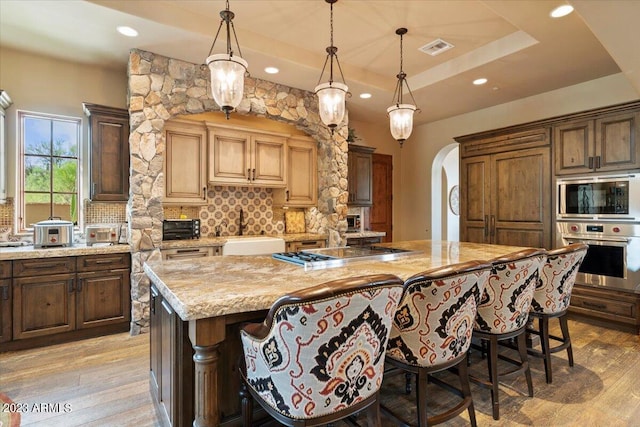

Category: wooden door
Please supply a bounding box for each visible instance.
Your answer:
[596,111,640,172]
[371,153,393,242]
[13,273,76,340]
[460,155,491,243]
[554,119,594,175]
[251,134,286,186]
[491,147,551,249]
[208,127,251,184]
[76,269,131,329]
[164,121,207,204]
[0,278,10,343]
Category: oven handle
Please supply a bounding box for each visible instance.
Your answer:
[564,236,630,246]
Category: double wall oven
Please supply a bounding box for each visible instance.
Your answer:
[556,173,640,292]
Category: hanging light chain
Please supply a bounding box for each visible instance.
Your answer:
[207,0,244,59]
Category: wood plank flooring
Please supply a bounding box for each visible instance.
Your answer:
[1,318,639,426]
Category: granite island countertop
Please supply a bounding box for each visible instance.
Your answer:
[160,233,328,250]
[144,240,533,321]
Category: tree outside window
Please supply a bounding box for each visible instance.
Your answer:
[19,112,80,229]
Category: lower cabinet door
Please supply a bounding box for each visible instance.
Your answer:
[1,279,11,343]
[13,273,76,340]
[76,269,131,329]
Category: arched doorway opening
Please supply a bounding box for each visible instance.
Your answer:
[431,143,459,241]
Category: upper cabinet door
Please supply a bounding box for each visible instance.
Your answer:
[251,134,286,186]
[83,103,130,201]
[595,111,640,172]
[163,120,208,205]
[554,119,595,176]
[274,136,317,207]
[347,144,375,206]
[208,127,251,184]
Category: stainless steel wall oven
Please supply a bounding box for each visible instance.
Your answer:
[556,221,640,292]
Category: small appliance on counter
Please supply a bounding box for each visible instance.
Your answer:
[162,219,201,240]
[85,224,120,246]
[33,218,74,248]
[346,214,361,232]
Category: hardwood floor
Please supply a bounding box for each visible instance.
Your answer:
[1,318,639,426]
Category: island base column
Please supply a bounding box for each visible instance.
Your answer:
[193,344,220,427]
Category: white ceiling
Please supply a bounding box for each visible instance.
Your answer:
[1,0,639,126]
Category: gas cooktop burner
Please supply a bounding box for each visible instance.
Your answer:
[272,245,422,270]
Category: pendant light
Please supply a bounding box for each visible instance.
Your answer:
[314,0,349,132]
[387,28,419,147]
[205,0,248,119]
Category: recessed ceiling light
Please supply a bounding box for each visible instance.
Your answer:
[473,78,488,85]
[117,26,138,37]
[264,67,279,74]
[359,93,372,99]
[550,5,574,18]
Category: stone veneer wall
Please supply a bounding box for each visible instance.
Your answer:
[127,49,348,333]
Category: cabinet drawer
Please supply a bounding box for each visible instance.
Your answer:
[0,261,10,279]
[161,246,219,260]
[286,240,326,252]
[13,257,76,277]
[77,253,131,272]
[571,294,635,319]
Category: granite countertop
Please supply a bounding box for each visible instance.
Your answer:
[144,240,531,322]
[344,231,386,239]
[160,233,328,249]
[0,242,131,261]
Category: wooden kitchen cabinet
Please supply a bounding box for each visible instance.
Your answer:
[7,254,131,350]
[348,144,375,206]
[274,136,318,207]
[0,261,11,343]
[554,110,640,175]
[83,103,130,202]
[76,253,131,329]
[13,273,76,340]
[569,284,640,334]
[457,127,552,249]
[208,124,287,187]
[164,120,208,205]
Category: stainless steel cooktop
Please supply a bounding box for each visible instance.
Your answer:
[272,245,422,270]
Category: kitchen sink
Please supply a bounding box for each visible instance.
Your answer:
[222,236,286,256]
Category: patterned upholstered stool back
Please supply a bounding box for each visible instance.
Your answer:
[240,274,403,421]
[474,249,546,335]
[531,243,588,315]
[386,261,491,368]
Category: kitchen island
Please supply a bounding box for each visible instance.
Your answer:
[143,240,533,427]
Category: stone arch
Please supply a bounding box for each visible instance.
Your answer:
[126,49,348,333]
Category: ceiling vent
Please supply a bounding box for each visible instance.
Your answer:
[419,38,454,56]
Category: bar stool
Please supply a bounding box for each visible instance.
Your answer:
[383,260,492,427]
[528,243,588,383]
[471,248,546,420]
[239,274,404,426]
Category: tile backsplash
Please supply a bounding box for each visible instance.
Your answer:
[84,200,127,224]
[164,185,287,237]
[0,198,12,227]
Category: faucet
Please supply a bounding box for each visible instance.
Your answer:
[239,208,248,236]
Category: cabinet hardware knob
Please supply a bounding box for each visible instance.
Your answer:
[247,168,251,181]
[595,156,601,169]
[286,190,289,202]
[1,285,8,301]
[588,156,594,169]
[252,168,256,181]
[203,187,207,201]
[68,280,75,293]
[484,215,489,238]
[490,215,496,238]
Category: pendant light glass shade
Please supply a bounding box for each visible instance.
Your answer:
[387,28,419,147]
[205,0,248,119]
[315,81,348,129]
[315,0,349,131]
[206,53,248,116]
[387,103,416,143]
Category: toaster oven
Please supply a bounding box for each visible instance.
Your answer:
[162,219,201,240]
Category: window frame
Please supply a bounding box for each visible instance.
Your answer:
[16,110,83,233]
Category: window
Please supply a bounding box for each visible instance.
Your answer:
[18,111,81,231]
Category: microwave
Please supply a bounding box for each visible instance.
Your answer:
[162,219,201,240]
[346,214,361,232]
[557,173,640,221]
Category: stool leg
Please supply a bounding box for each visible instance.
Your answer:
[458,358,477,427]
[487,336,500,420]
[540,316,552,384]
[240,381,253,426]
[416,369,429,427]
[559,315,574,367]
[517,331,534,397]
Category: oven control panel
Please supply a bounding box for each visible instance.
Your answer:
[558,221,639,238]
